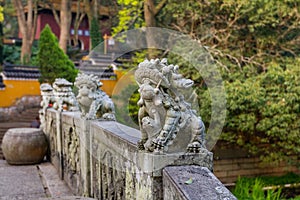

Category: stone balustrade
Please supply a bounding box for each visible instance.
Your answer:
[44,108,236,200]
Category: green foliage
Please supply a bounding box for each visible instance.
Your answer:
[37,25,78,84]
[217,58,300,163]
[233,177,282,200]
[113,82,140,129]
[161,0,300,164]
[238,173,300,187]
[233,173,300,199]
[90,17,103,49]
[2,1,19,38]
[112,0,145,34]
[0,6,4,22]
[2,44,38,65]
[162,0,300,66]
[2,45,20,64]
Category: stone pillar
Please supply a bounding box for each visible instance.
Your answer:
[56,110,64,179]
[134,151,213,200]
[80,119,91,196]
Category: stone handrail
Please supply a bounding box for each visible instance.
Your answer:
[163,165,237,200]
[44,108,235,199]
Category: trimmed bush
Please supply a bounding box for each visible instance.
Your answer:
[37,24,78,84]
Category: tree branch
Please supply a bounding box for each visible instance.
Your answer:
[154,0,167,16]
[50,3,61,27]
[12,0,27,35]
[30,0,38,43]
[27,0,33,35]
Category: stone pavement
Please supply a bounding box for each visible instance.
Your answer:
[0,160,94,200]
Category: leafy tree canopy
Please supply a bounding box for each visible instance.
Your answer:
[0,6,4,22]
[90,17,103,49]
[162,0,300,66]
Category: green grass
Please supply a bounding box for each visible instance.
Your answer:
[233,178,282,200]
[233,173,300,200]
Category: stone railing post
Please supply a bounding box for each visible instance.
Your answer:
[56,110,64,179]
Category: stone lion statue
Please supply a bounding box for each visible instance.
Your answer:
[52,78,79,111]
[135,58,206,153]
[74,73,115,120]
[39,83,55,130]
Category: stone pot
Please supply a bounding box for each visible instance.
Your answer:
[2,128,48,165]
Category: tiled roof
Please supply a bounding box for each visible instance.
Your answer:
[78,54,118,80]
[2,63,40,80]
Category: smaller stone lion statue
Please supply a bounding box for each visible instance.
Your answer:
[52,78,79,111]
[39,83,55,130]
[74,73,115,120]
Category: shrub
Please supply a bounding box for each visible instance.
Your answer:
[37,24,78,84]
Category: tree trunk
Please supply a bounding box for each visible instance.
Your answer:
[144,0,156,28]
[93,0,99,19]
[59,0,72,53]
[73,0,85,48]
[21,37,32,63]
[83,0,93,51]
[144,0,166,58]
[12,0,37,64]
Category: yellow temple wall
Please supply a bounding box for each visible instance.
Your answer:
[0,79,41,107]
[0,70,124,108]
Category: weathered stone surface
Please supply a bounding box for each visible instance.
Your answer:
[0,160,46,199]
[0,160,96,200]
[163,165,237,200]
[62,111,87,196]
[39,197,96,200]
[2,128,48,165]
[38,162,73,197]
[138,151,213,176]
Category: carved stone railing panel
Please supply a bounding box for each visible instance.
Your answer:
[62,125,82,195]
[61,112,84,195]
[45,109,59,170]
[90,121,138,200]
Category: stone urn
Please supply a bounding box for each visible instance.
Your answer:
[2,128,48,165]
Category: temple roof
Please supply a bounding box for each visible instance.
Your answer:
[2,63,40,80]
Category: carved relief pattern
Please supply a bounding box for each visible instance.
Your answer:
[99,151,126,200]
[48,119,57,161]
[64,127,80,174]
[90,135,132,200]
